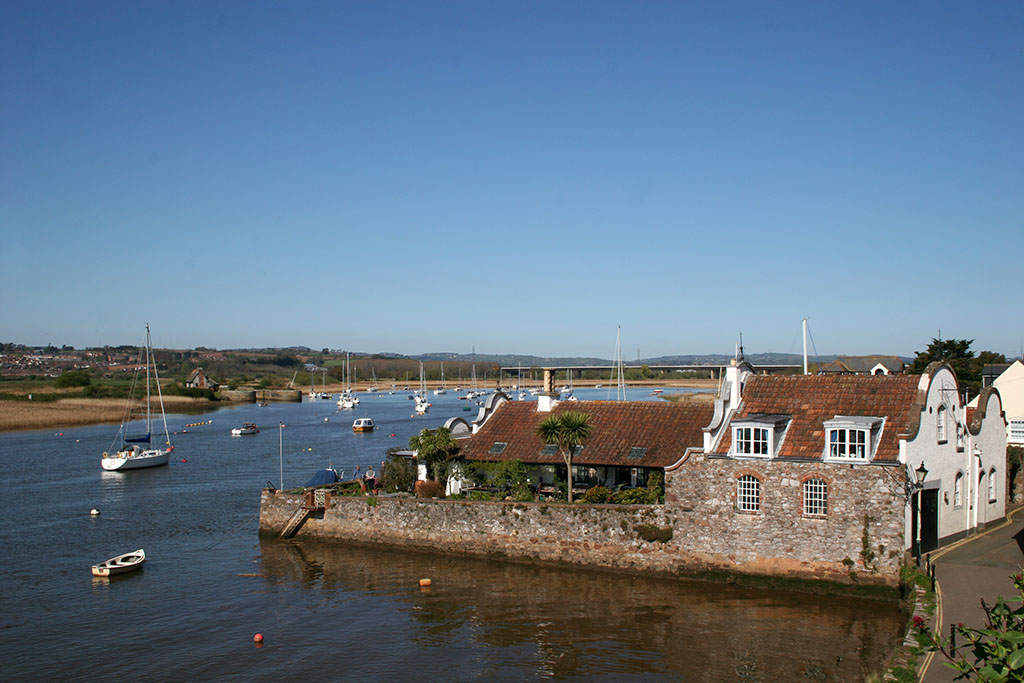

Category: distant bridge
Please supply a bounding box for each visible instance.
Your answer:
[499,363,802,380]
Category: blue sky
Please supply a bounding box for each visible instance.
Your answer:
[2,1,1021,359]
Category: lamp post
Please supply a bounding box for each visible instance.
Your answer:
[914,462,928,564]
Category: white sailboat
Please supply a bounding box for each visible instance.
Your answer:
[415,362,430,414]
[337,353,359,408]
[101,324,173,471]
[433,362,447,395]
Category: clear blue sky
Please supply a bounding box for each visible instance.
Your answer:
[2,1,1021,359]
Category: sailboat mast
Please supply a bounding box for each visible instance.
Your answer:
[802,318,809,375]
[144,323,152,437]
[148,324,171,446]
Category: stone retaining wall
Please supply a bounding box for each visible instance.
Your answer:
[259,486,902,585]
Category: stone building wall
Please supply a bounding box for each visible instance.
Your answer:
[664,453,907,581]
[261,475,904,586]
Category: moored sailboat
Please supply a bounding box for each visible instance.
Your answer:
[101,324,173,471]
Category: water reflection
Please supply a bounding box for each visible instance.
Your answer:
[260,539,902,680]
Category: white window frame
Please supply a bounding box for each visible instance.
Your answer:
[936,405,947,443]
[823,416,883,462]
[802,478,828,517]
[828,428,868,459]
[735,426,770,456]
[956,423,964,451]
[953,471,963,507]
[988,468,996,502]
[736,475,761,512]
[1010,419,1024,444]
[731,415,788,459]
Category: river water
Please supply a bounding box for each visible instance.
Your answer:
[0,388,903,680]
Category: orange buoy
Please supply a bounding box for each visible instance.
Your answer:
[419,578,432,587]
[253,633,263,643]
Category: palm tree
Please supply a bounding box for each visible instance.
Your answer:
[537,411,592,503]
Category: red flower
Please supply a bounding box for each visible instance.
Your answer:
[912,616,926,629]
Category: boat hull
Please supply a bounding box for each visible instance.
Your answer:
[101,450,170,471]
[91,549,146,576]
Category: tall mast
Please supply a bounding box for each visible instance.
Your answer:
[145,323,152,435]
[802,318,809,375]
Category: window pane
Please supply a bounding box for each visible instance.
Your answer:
[803,478,827,516]
[737,475,760,512]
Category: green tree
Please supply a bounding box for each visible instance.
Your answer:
[55,370,91,388]
[537,411,593,503]
[908,339,1006,399]
[408,427,459,481]
[379,454,417,493]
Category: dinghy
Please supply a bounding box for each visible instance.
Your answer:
[91,549,146,577]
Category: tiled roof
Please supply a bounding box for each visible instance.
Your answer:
[716,374,923,461]
[459,400,714,468]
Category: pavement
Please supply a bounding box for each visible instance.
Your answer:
[920,506,1024,682]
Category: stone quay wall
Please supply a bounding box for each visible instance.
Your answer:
[260,476,904,586]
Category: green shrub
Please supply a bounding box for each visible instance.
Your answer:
[581,486,613,504]
[415,480,444,498]
[163,383,217,400]
[379,454,417,493]
[647,470,664,502]
[612,488,657,505]
[55,370,91,388]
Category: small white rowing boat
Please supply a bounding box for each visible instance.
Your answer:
[91,548,146,577]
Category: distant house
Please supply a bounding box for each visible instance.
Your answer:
[969,360,1024,446]
[185,367,219,391]
[816,355,905,375]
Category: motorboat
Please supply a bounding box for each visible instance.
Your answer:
[231,422,259,436]
[352,417,375,432]
[91,548,146,577]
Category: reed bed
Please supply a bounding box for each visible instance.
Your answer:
[0,396,219,432]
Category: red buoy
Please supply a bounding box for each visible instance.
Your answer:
[253,633,263,643]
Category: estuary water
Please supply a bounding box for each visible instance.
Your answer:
[0,388,903,680]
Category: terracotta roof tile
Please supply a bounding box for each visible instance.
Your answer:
[716,374,922,461]
[461,401,713,468]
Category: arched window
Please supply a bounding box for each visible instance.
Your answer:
[936,405,947,442]
[737,474,761,512]
[802,478,828,516]
[953,471,963,507]
[988,468,997,502]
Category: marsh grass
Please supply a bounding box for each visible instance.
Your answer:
[0,395,220,432]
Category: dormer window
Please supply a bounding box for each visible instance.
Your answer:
[823,416,884,462]
[731,414,789,458]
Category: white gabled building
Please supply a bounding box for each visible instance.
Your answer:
[969,360,1024,446]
